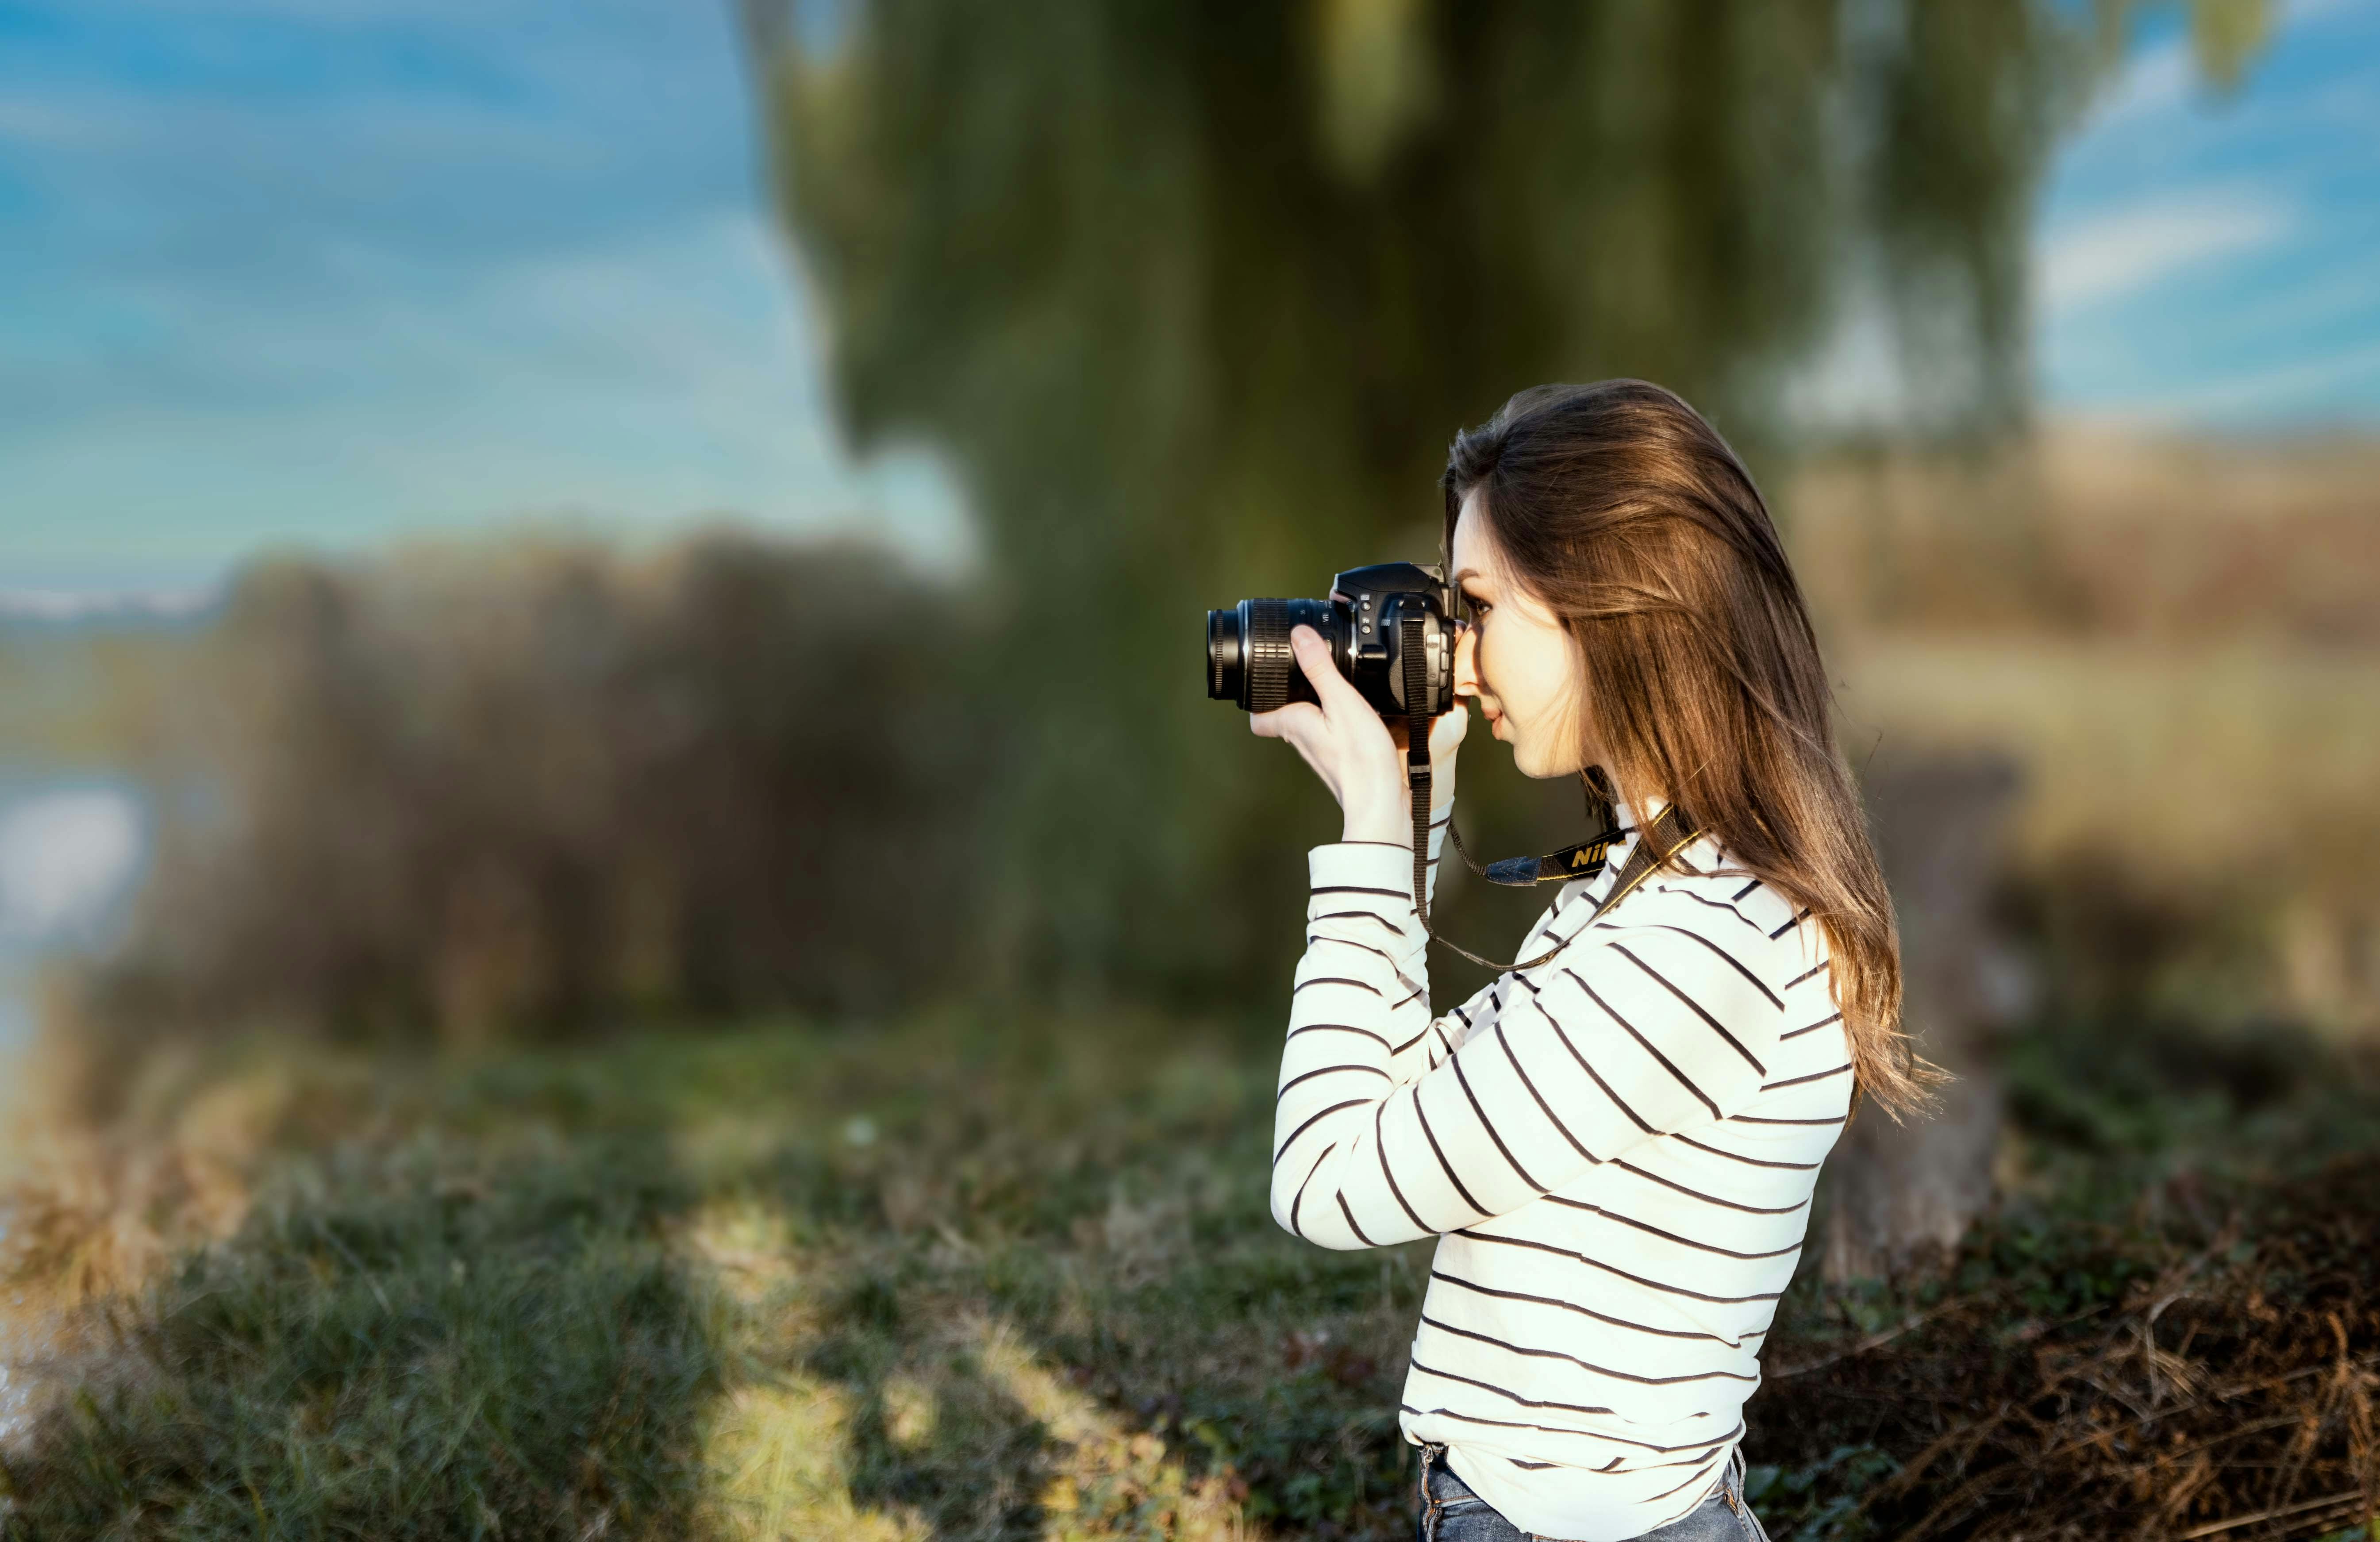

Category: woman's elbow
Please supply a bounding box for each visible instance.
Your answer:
[1266,1175,1305,1241]
[1268,1174,1374,1250]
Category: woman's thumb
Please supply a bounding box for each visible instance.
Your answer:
[1433,700,1469,753]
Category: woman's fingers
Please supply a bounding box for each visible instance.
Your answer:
[1255,626,1442,840]
[1288,626,1367,719]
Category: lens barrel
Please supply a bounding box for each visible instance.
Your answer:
[1242,598,1300,713]
[1207,598,1332,711]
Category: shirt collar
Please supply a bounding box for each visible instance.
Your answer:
[1616,793,1670,842]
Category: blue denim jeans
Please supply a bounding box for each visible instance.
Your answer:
[1414,1442,1771,1542]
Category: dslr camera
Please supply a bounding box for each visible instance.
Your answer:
[1205,562,1460,718]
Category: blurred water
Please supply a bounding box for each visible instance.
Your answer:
[0,779,147,1444]
[0,779,149,1053]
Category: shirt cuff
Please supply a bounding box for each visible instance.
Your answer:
[1307,806,1453,927]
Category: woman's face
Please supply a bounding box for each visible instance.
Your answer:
[1450,487,1592,778]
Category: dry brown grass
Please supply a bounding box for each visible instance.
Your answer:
[1788,427,2380,645]
[1753,1148,2380,1541]
[1783,427,2380,1034]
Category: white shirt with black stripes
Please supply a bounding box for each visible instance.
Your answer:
[1272,797,1850,1542]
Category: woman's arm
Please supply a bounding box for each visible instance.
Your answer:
[1302,806,1512,1087]
[1273,903,1788,1251]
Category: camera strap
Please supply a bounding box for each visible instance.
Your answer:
[1452,778,1625,888]
[1399,613,1698,973]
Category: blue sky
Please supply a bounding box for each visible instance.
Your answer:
[2036,0,2380,423]
[0,0,965,601]
[0,0,2373,601]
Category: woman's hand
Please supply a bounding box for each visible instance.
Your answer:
[1251,625,1469,846]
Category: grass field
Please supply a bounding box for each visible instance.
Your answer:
[0,1008,1410,1540]
[3,1001,2378,1541]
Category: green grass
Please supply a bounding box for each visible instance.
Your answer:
[0,1008,1424,1540]
[3,1003,2376,1540]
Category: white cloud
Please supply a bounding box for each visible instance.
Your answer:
[2037,193,2292,313]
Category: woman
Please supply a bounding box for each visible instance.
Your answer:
[1250,381,1934,1542]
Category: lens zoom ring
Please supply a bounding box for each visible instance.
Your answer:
[1244,598,1295,714]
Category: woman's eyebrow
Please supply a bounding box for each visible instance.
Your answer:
[1451,567,1481,584]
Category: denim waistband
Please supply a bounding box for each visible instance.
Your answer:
[1414,1440,1750,1542]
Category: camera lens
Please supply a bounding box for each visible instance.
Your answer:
[1203,600,1295,711]
[1206,597,1338,711]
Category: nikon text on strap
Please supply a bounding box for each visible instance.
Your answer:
[1455,776,1624,888]
[1398,611,1697,973]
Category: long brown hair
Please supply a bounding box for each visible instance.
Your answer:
[1442,380,1939,1119]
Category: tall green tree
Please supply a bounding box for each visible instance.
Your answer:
[741,0,2260,1006]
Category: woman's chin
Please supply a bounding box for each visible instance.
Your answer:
[1494,722,1556,777]
[1511,743,1581,780]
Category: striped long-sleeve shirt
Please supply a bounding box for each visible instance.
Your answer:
[1272,798,1851,1542]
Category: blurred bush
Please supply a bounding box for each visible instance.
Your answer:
[74,531,987,1072]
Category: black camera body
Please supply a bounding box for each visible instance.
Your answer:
[1206,562,1459,718]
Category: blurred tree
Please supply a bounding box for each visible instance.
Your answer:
[740,0,2172,1005]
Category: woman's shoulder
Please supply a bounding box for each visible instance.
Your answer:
[1535,843,1830,1029]
[1638,845,1824,962]
[1504,848,1828,1124]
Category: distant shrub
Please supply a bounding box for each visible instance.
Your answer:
[83,530,987,1057]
